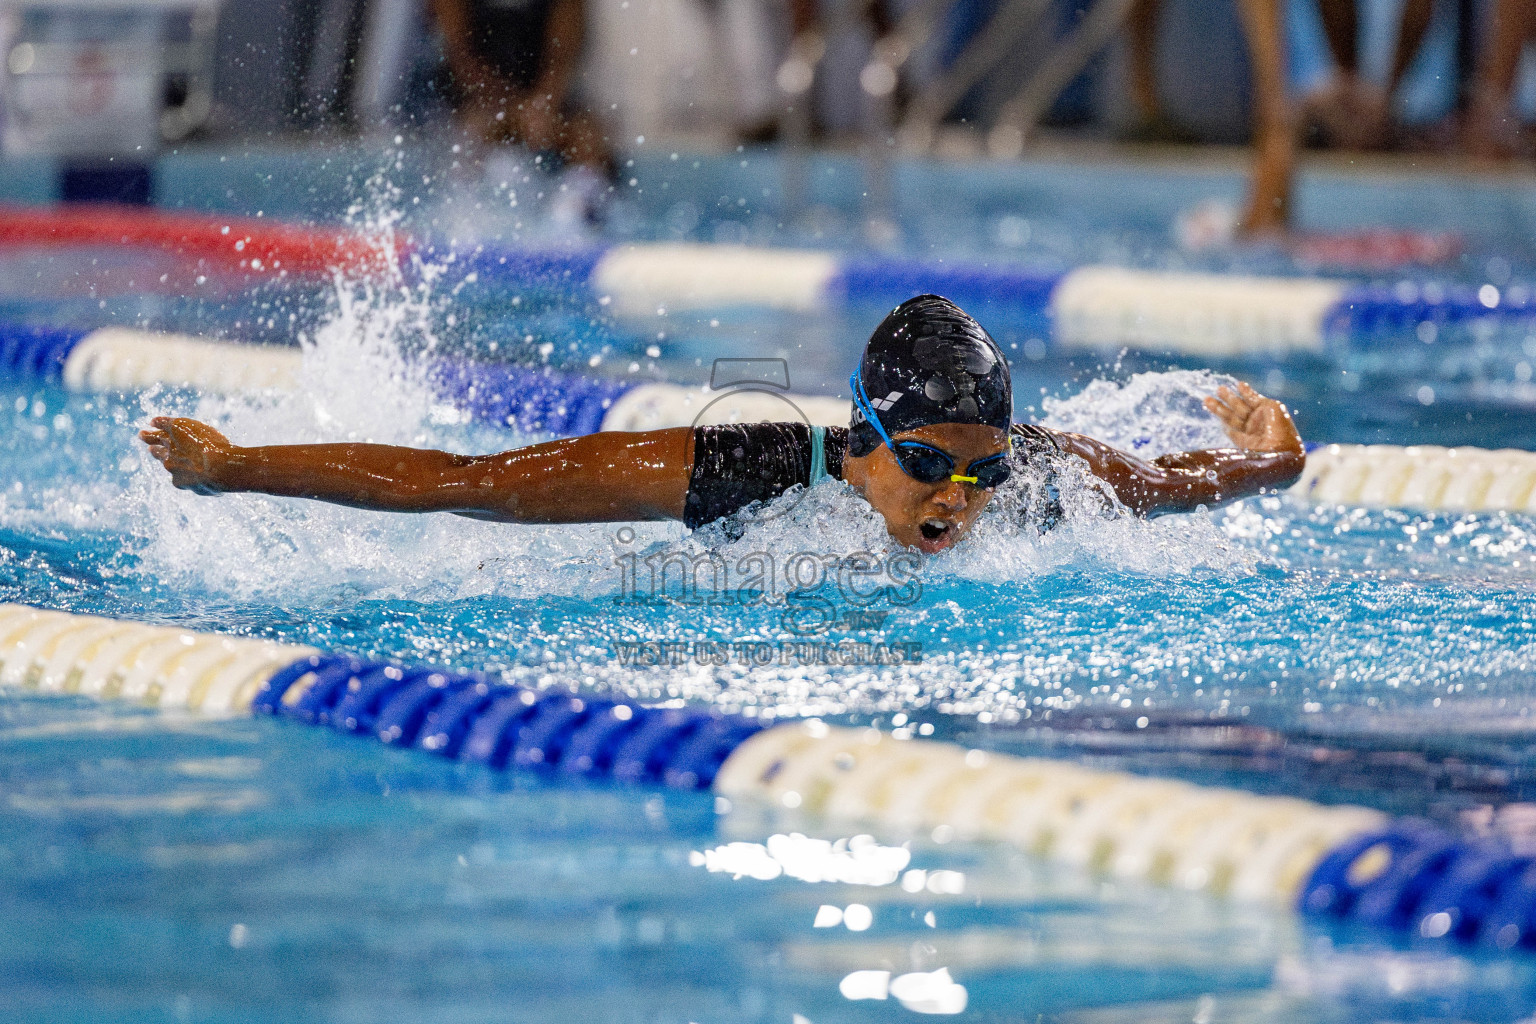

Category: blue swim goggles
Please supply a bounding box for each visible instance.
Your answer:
[849,369,1013,489]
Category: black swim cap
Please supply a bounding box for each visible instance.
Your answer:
[849,294,1012,457]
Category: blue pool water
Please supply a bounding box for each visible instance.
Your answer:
[5,146,1536,1021]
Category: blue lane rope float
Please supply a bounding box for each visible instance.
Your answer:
[1330,280,1536,344]
[828,253,1062,331]
[207,646,758,787]
[1297,820,1536,947]
[3,601,1535,950]
[428,241,609,295]
[0,323,89,383]
[427,359,635,436]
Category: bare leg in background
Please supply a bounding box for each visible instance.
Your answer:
[1387,0,1435,96]
[1464,0,1536,158]
[1237,0,1293,234]
[1306,0,1434,150]
[432,0,610,170]
[1127,0,1163,124]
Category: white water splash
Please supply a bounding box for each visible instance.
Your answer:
[124,346,1259,604]
[121,177,680,604]
[1039,369,1239,456]
[199,183,441,448]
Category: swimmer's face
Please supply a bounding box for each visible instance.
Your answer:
[844,422,1009,555]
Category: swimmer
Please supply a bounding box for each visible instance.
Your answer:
[139,295,1304,554]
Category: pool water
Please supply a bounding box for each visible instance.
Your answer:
[5,147,1536,1021]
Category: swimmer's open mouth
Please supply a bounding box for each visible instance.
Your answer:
[920,519,951,541]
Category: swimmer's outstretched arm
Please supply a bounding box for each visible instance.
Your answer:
[137,417,692,523]
[1051,382,1304,516]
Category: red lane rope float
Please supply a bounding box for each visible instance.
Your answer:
[1291,229,1463,272]
[0,204,407,277]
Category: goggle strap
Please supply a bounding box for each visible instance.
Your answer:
[850,369,899,452]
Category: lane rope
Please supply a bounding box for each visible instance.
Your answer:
[2,601,1527,948]
[1297,443,1536,513]
[0,320,853,432]
[4,205,1532,355]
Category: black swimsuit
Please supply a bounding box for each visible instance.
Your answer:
[683,422,1064,530]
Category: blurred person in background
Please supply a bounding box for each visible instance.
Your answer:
[1297,0,1435,151]
[779,0,920,141]
[1125,0,1195,142]
[705,0,801,143]
[1464,0,1536,158]
[1235,0,1292,234]
[432,0,613,218]
[1181,0,1464,236]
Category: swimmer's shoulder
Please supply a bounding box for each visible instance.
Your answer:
[1010,421,1063,454]
[689,421,845,476]
[684,421,844,529]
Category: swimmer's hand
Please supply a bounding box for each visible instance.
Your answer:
[1054,381,1304,517]
[1203,383,1302,455]
[138,416,235,495]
